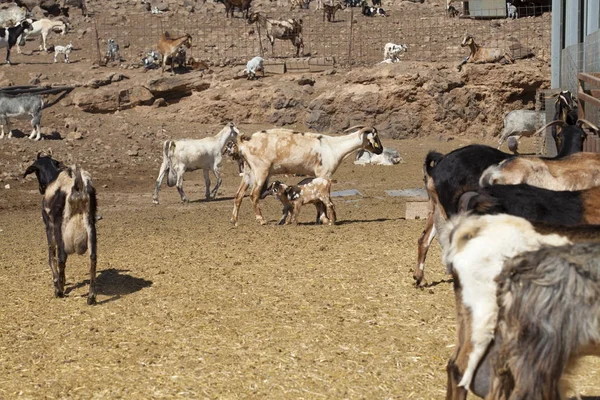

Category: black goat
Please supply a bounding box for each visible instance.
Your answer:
[551,90,579,150]
[24,154,98,305]
[0,19,33,64]
[461,183,600,226]
[539,119,598,158]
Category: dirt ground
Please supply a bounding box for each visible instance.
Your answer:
[0,2,598,398]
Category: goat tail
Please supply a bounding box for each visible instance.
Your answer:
[164,140,177,187]
[68,165,90,213]
[424,151,444,177]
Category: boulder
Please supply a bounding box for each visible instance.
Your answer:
[144,73,210,99]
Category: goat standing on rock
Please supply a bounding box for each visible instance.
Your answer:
[157,31,192,74]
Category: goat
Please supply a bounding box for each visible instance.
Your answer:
[457,34,514,72]
[105,38,120,62]
[323,2,344,22]
[230,126,383,225]
[480,152,600,190]
[0,18,33,64]
[267,178,336,225]
[343,0,362,7]
[157,31,192,74]
[354,147,402,165]
[383,42,407,63]
[16,18,67,54]
[0,92,43,140]
[506,2,518,19]
[361,1,387,16]
[447,4,459,17]
[290,0,309,10]
[248,13,304,57]
[53,41,72,63]
[24,153,98,305]
[463,184,600,226]
[442,213,600,399]
[552,90,579,150]
[0,4,28,28]
[153,122,240,204]
[415,145,512,286]
[166,46,186,70]
[221,0,252,18]
[371,0,381,5]
[222,139,245,175]
[488,243,600,400]
[243,56,264,80]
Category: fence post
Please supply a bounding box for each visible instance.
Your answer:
[347,7,354,66]
[94,20,103,66]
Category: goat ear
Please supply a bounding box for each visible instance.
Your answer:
[23,164,38,178]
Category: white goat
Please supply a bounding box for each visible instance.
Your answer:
[230,126,383,225]
[153,122,240,204]
[0,4,28,28]
[442,214,574,394]
[243,56,264,80]
[53,42,72,63]
[17,18,67,54]
[354,147,402,165]
[383,42,407,63]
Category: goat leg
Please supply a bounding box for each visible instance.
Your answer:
[210,167,222,200]
[87,222,97,305]
[203,169,212,200]
[415,209,436,286]
[231,177,250,225]
[5,47,11,65]
[176,172,189,203]
[250,178,268,225]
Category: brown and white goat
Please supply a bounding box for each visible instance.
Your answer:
[480,152,600,190]
[222,139,245,176]
[230,126,383,225]
[267,178,336,225]
[457,34,514,72]
[441,213,600,400]
[248,13,304,57]
[489,242,600,400]
[24,154,98,305]
[157,31,192,74]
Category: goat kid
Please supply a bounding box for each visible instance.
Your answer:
[323,2,344,22]
[24,154,98,305]
[153,122,240,204]
[267,178,336,225]
[223,139,245,175]
[17,18,67,54]
[383,42,407,62]
[0,92,43,140]
[0,19,33,64]
[243,55,263,80]
[231,126,382,225]
[158,31,192,74]
[53,41,72,63]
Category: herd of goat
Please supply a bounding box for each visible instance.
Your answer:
[2,2,599,397]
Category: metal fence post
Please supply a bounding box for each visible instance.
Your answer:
[348,7,354,66]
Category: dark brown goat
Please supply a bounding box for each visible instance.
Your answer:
[323,3,344,21]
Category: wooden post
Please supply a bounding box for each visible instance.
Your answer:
[256,23,264,58]
[347,7,353,65]
[94,20,104,66]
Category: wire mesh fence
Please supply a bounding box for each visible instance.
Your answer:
[93,4,551,67]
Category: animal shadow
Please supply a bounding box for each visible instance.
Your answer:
[66,268,153,305]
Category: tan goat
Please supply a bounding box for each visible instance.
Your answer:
[457,34,514,71]
[157,31,192,74]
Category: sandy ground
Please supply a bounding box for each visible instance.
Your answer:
[1,131,600,399]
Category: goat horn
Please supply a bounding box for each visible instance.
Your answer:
[344,125,365,132]
[458,191,479,213]
[533,120,566,137]
[576,118,599,132]
[36,151,42,159]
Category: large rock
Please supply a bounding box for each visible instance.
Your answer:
[73,86,155,113]
[144,73,210,99]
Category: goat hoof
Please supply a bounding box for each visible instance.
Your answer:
[87,295,96,305]
[55,290,64,298]
[152,199,159,205]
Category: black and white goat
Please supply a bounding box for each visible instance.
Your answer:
[0,18,33,64]
[105,38,120,62]
[361,1,387,16]
[0,92,44,140]
[24,153,98,305]
[383,42,407,63]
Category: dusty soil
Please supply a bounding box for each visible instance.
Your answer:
[0,1,598,399]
